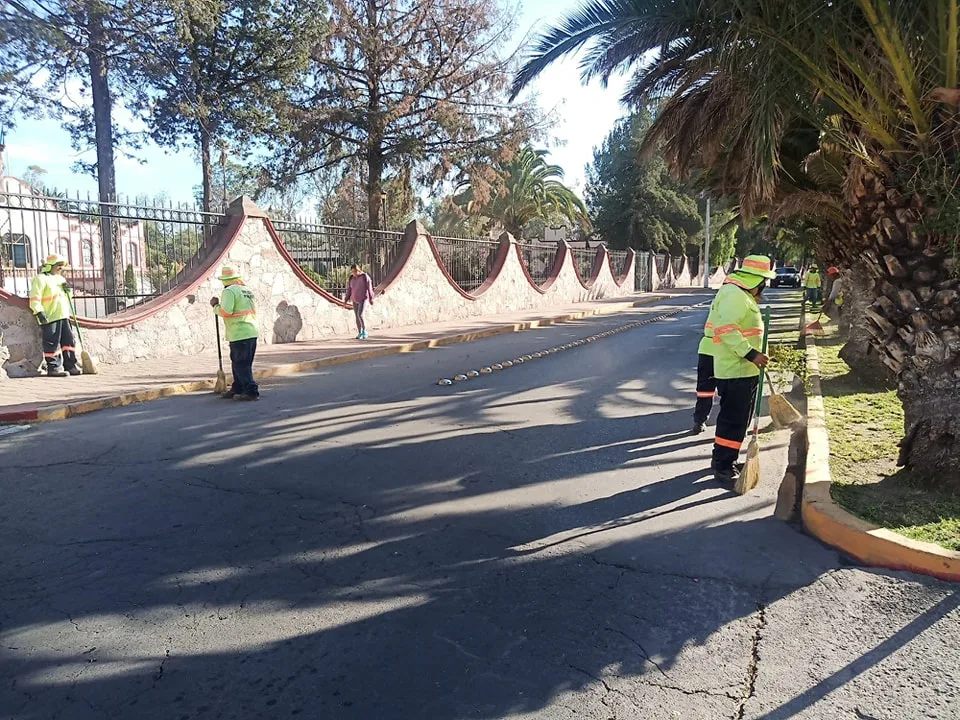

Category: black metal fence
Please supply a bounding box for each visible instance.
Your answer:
[273,220,405,298]
[655,254,670,278]
[0,188,225,318]
[431,235,503,293]
[609,249,630,281]
[671,255,685,277]
[635,251,652,292]
[570,247,597,283]
[519,242,560,286]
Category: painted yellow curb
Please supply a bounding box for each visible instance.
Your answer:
[11,294,670,424]
[801,341,960,582]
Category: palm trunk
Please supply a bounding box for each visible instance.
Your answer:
[840,169,960,487]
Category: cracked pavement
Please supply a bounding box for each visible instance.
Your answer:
[1,293,957,720]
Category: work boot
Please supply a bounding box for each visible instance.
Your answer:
[233,394,260,401]
[692,421,707,435]
[46,368,68,377]
[66,367,82,376]
[711,461,740,484]
[220,391,237,399]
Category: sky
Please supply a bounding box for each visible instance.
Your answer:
[0,0,629,208]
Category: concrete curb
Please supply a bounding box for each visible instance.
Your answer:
[800,339,960,582]
[1,294,670,424]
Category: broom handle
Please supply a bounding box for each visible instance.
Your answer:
[66,293,84,347]
[214,314,224,371]
[753,307,772,433]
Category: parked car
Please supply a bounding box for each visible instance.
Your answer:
[771,266,801,288]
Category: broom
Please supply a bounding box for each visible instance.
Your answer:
[803,310,825,337]
[66,293,99,375]
[767,348,803,429]
[213,315,228,394]
[735,307,770,495]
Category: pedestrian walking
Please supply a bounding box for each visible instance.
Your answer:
[710,255,774,483]
[29,254,80,377]
[345,264,374,339]
[804,265,822,307]
[210,266,260,401]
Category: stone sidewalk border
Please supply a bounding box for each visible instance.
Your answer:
[800,338,960,582]
[0,295,669,424]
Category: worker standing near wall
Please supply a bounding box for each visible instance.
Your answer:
[29,254,81,377]
[210,266,260,401]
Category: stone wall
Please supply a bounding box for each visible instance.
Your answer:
[0,205,636,377]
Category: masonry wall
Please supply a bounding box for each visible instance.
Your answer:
[0,206,636,377]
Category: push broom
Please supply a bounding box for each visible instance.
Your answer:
[735,307,770,495]
[213,314,228,394]
[66,294,99,375]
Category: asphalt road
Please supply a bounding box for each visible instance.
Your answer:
[1,291,957,720]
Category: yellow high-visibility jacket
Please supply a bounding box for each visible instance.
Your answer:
[29,273,71,323]
[805,271,821,289]
[215,282,258,342]
[698,294,722,356]
[711,283,763,379]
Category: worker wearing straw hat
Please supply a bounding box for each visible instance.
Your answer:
[210,266,260,400]
[29,254,80,377]
[708,255,774,483]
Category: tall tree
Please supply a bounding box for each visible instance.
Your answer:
[513,0,960,485]
[134,0,324,213]
[0,0,144,307]
[586,109,701,254]
[454,146,589,239]
[281,0,538,230]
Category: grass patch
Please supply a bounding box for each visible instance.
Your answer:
[818,334,960,551]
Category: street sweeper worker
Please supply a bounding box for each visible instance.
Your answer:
[692,280,729,434]
[805,265,822,306]
[709,255,775,483]
[29,254,81,377]
[825,266,843,315]
[210,266,260,400]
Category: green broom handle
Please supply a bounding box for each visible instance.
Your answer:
[65,292,85,346]
[755,307,771,417]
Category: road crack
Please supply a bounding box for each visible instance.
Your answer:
[735,601,767,719]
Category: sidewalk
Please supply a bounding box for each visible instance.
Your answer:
[0,293,686,422]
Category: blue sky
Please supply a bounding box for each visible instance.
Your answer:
[0,1,628,206]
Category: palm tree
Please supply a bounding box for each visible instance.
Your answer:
[455,146,590,239]
[513,0,960,485]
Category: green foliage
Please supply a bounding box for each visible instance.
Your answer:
[585,108,710,257]
[123,264,137,297]
[767,344,809,395]
[298,264,324,287]
[455,146,589,239]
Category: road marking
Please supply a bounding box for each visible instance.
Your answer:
[0,424,31,438]
[436,301,709,386]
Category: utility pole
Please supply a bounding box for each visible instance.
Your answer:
[703,196,711,289]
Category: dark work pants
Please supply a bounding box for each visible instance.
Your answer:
[353,300,367,334]
[229,338,259,396]
[693,353,717,424]
[41,319,77,372]
[712,376,759,469]
[806,287,821,304]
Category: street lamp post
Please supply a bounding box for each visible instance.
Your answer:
[703,196,711,289]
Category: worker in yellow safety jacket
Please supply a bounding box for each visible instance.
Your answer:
[29,254,81,377]
[210,266,260,400]
[709,255,774,483]
[825,266,843,315]
[804,265,822,307]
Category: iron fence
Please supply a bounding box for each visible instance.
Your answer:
[571,247,597,283]
[655,253,670,278]
[431,235,503,293]
[609,249,630,281]
[635,251,652,292]
[671,255,686,277]
[519,241,560,286]
[273,220,405,298]
[0,187,226,318]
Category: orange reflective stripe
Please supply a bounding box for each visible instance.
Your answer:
[43,352,59,358]
[725,276,750,290]
[742,258,770,272]
[696,391,716,398]
[61,345,76,351]
[715,436,742,450]
[741,328,763,337]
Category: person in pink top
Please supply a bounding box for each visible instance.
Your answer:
[344,264,375,339]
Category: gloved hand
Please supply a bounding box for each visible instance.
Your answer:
[209,296,219,308]
[61,284,72,295]
[35,312,48,325]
